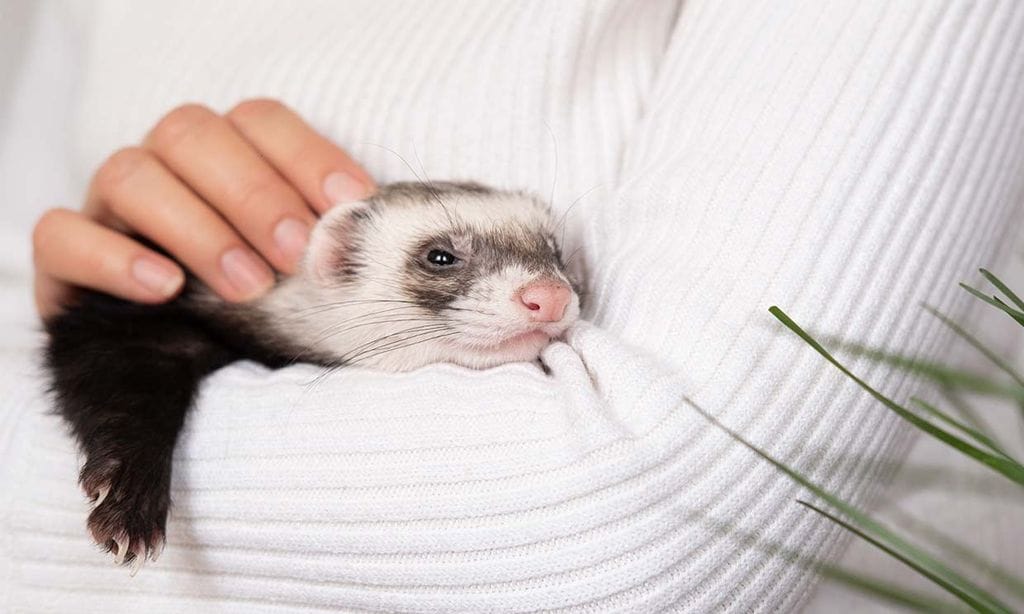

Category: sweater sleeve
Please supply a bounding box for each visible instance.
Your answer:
[568,0,1024,609]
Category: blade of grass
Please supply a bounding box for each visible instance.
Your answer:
[939,386,1000,450]
[910,397,1016,462]
[922,305,1024,389]
[820,564,965,613]
[685,397,1013,613]
[799,501,983,613]
[822,339,1024,403]
[992,296,1024,327]
[979,269,1024,313]
[770,307,1024,487]
[964,272,1024,420]
[886,506,1024,600]
[960,284,1024,327]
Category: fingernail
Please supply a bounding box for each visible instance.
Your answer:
[132,257,184,297]
[220,247,274,299]
[273,217,310,263]
[323,171,373,205]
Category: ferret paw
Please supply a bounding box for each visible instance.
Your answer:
[80,456,120,505]
[87,494,167,575]
[79,453,171,574]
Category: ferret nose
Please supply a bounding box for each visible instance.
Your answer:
[518,281,571,322]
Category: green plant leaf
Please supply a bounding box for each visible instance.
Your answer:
[938,386,1000,447]
[685,397,1013,614]
[922,305,1024,389]
[910,397,1016,462]
[886,506,1024,601]
[960,284,1024,327]
[800,501,978,613]
[821,340,1024,403]
[770,307,1024,487]
[979,269,1024,313]
[820,565,965,613]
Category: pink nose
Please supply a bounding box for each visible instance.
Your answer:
[518,281,571,322]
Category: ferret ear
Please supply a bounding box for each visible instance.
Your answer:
[303,200,373,286]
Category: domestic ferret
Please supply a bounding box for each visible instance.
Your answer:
[44,181,581,573]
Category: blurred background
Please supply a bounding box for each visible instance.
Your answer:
[1,1,81,349]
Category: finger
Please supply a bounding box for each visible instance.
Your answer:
[87,147,275,302]
[34,271,74,320]
[32,208,185,317]
[143,104,317,273]
[226,98,376,213]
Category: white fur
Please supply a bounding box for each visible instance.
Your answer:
[260,189,579,371]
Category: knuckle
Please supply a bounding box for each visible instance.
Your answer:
[230,175,281,212]
[95,147,150,195]
[150,103,216,149]
[226,98,285,124]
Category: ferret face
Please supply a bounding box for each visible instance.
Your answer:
[286,182,580,371]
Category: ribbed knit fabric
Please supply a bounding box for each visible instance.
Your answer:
[1,0,1023,611]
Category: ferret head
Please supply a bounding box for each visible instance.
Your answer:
[284,182,580,371]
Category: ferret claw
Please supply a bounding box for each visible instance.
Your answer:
[113,534,129,566]
[129,550,146,576]
[151,540,165,563]
[81,452,170,575]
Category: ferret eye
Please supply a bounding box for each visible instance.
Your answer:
[426,249,459,267]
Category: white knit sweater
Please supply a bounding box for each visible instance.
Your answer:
[1,1,1023,611]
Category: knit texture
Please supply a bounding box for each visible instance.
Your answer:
[2,0,1023,611]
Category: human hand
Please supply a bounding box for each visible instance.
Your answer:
[32,99,375,318]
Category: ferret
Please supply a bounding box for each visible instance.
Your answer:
[44,181,581,573]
